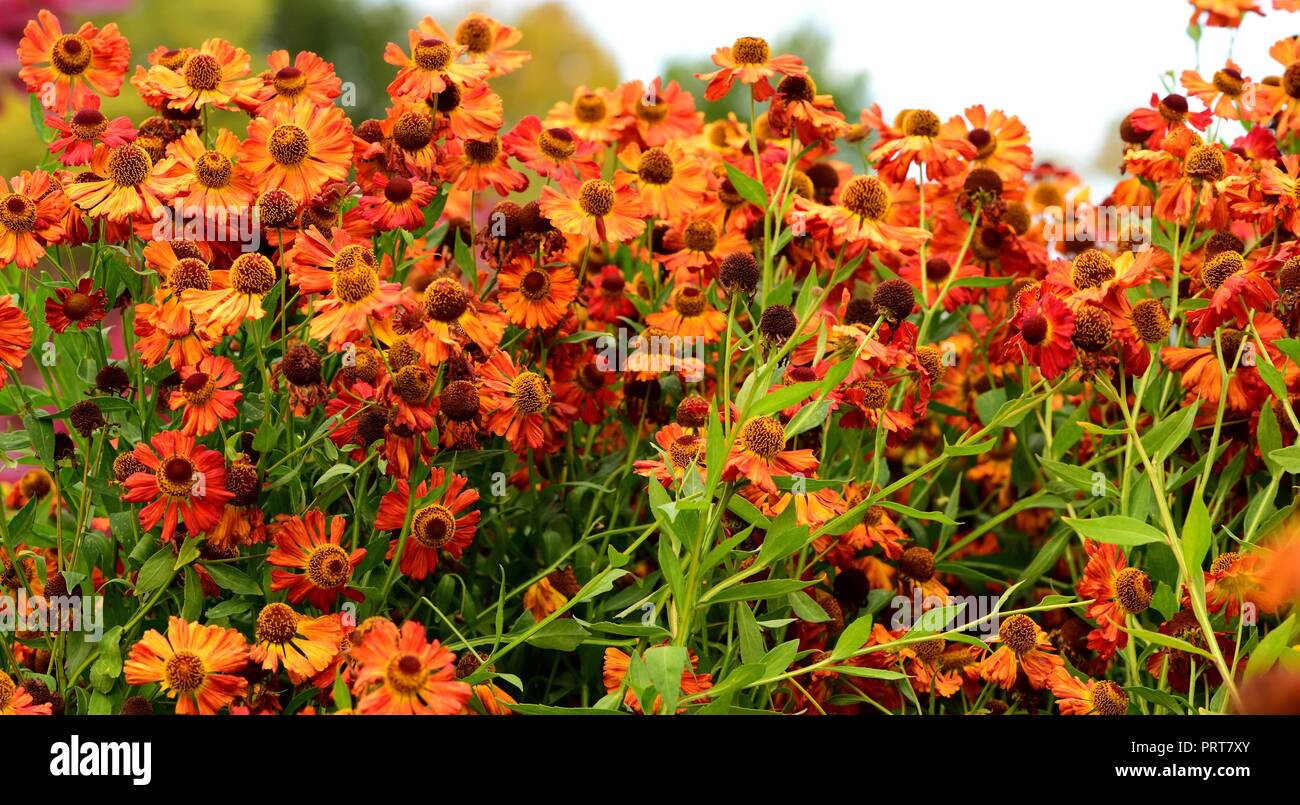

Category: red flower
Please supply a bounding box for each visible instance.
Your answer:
[121,431,232,542]
[374,469,481,581]
[44,277,106,334]
[1002,290,1075,381]
[268,510,366,610]
[169,355,243,436]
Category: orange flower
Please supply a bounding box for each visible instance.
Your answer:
[121,430,232,542]
[634,423,707,486]
[431,79,504,142]
[615,140,708,221]
[17,9,130,116]
[696,36,807,102]
[522,576,570,621]
[940,105,1033,183]
[1076,541,1152,660]
[480,350,576,454]
[169,354,243,436]
[441,135,528,195]
[443,13,530,77]
[249,49,342,117]
[124,617,249,715]
[1257,36,1300,138]
[497,255,578,329]
[615,78,703,146]
[249,604,344,683]
[661,208,750,282]
[183,252,278,337]
[382,104,440,179]
[350,619,471,715]
[645,286,727,342]
[384,22,490,101]
[1048,668,1130,715]
[723,415,819,494]
[374,469,481,581]
[166,128,255,217]
[1162,312,1280,413]
[539,177,644,244]
[1180,61,1256,121]
[502,116,601,181]
[146,38,259,112]
[65,142,185,223]
[545,86,624,143]
[132,298,220,370]
[974,614,1063,690]
[0,671,51,715]
[870,108,977,183]
[409,275,507,365]
[287,228,402,350]
[1002,291,1076,381]
[768,75,849,143]
[793,174,929,253]
[0,169,67,269]
[358,173,436,232]
[45,96,135,167]
[241,103,353,201]
[1188,0,1264,27]
[268,509,366,610]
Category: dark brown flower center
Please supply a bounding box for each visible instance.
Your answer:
[52,35,92,75]
[268,125,310,166]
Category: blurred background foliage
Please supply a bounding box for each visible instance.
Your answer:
[0,0,867,176]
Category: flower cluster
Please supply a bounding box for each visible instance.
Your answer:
[1,2,1300,718]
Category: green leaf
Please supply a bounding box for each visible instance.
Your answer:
[1268,445,1300,474]
[1126,626,1212,659]
[831,614,874,661]
[1062,515,1165,546]
[1126,685,1185,714]
[173,535,201,571]
[943,437,996,457]
[1181,495,1212,586]
[1274,337,1300,366]
[314,463,356,488]
[88,626,123,694]
[723,162,768,209]
[745,380,822,419]
[1255,351,1289,402]
[877,500,959,526]
[1245,613,1300,680]
[181,567,202,621]
[704,578,813,604]
[1141,405,1197,461]
[788,591,831,623]
[525,619,589,651]
[759,638,800,676]
[826,665,908,680]
[332,667,353,711]
[1258,404,1283,475]
[736,603,765,665]
[572,567,629,605]
[135,548,176,596]
[22,413,55,470]
[203,563,262,596]
[642,645,688,714]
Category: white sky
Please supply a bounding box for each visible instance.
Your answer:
[422,0,1296,188]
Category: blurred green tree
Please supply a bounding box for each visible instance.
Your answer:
[264,0,411,121]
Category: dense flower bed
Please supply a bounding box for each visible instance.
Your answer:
[0,1,1299,716]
